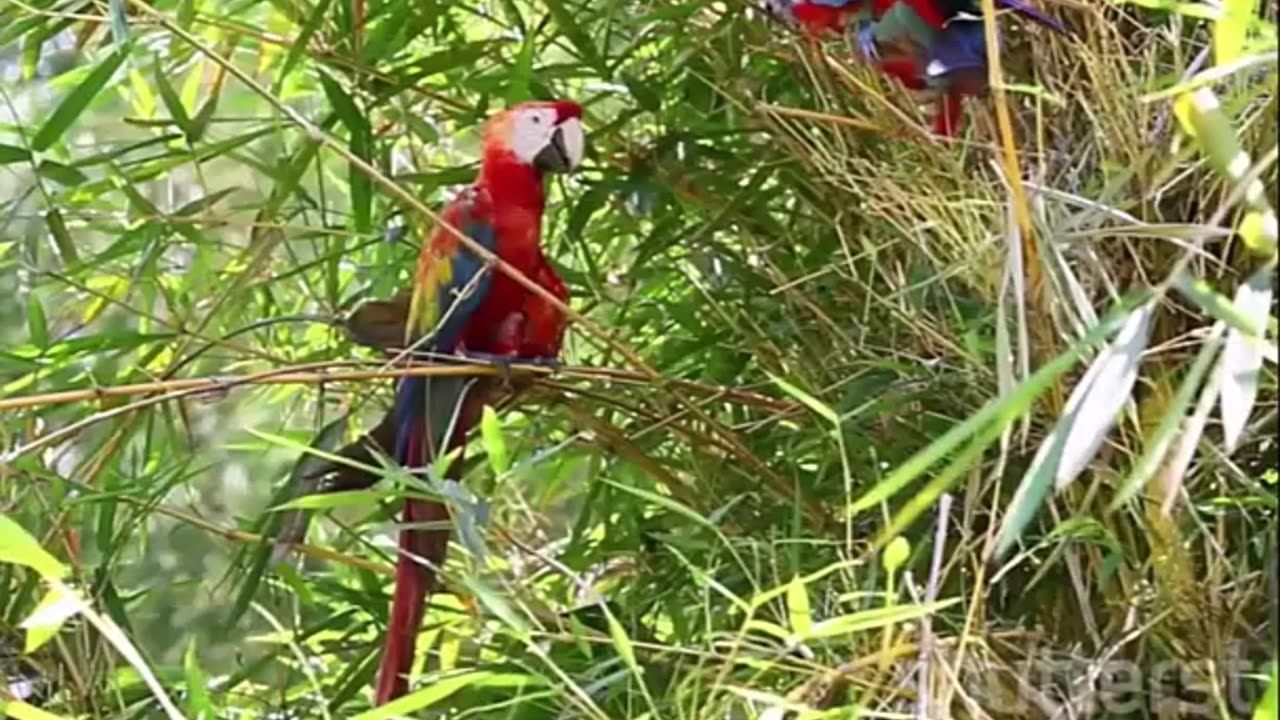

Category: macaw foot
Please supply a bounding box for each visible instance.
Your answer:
[520,356,563,372]
[456,350,519,385]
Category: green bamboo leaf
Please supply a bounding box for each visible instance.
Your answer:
[153,55,194,139]
[273,488,397,511]
[480,405,510,476]
[1215,0,1255,66]
[0,143,31,164]
[21,587,81,653]
[505,31,537,104]
[177,0,196,27]
[602,478,744,570]
[37,160,87,186]
[459,574,531,639]
[183,639,214,719]
[188,90,221,143]
[45,208,78,265]
[769,373,838,425]
[361,0,412,64]
[994,302,1155,558]
[26,296,48,349]
[318,71,372,232]
[605,612,640,672]
[0,514,67,579]
[174,187,238,217]
[318,71,366,141]
[21,25,45,81]
[801,599,960,641]
[31,47,130,151]
[785,574,812,638]
[350,671,536,720]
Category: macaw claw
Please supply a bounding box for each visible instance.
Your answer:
[522,356,564,372]
[455,350,517,384]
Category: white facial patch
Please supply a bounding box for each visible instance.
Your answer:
[508,107,562,165]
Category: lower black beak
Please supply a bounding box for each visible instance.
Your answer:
[534,126,571,174]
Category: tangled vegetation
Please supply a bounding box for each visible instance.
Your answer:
[1,0,1276,717]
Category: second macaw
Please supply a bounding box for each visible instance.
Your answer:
[763,0,1064,135]
[293,100,583,706]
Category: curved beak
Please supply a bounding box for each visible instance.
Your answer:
[534,116,584,174]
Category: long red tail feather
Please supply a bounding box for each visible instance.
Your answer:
[374,495,451,704]
[373,385,485,704]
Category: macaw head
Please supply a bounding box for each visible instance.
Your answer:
[483,100,585,175]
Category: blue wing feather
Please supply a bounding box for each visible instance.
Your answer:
[427,218,496,353]
[395,186,498,466]
[925,18,986,82]
[406,187,499,354]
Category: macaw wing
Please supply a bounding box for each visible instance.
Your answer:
[874,0,947,29]
[407,186,498,354]
[871,0,943,51]
[924,19,985,81]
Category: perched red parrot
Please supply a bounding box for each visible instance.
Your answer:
[290,100,583,706]
[763,0,1064,135]
[374,99,582,704]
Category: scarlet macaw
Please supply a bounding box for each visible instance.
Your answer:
[763,0,1064,135]
[298,100,583,705]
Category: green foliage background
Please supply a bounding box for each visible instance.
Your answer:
[0,0,1277,717]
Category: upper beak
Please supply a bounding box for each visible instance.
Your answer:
[534,116,584,174]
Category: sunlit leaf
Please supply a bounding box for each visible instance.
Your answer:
[1215,0,1255,66]
[21,586,82,652]
[183,639,215,720]
[350,671,537,720]
[785,574,812,638]
[0,700,72,720]
[480,405,510,476]
[1255,663,1278,720]
[801,599,960,641]
[994,302,1154,558]
[0,514,67,579]
[1221,267,1274,452]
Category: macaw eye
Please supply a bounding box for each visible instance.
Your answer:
[532,115,542,124]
